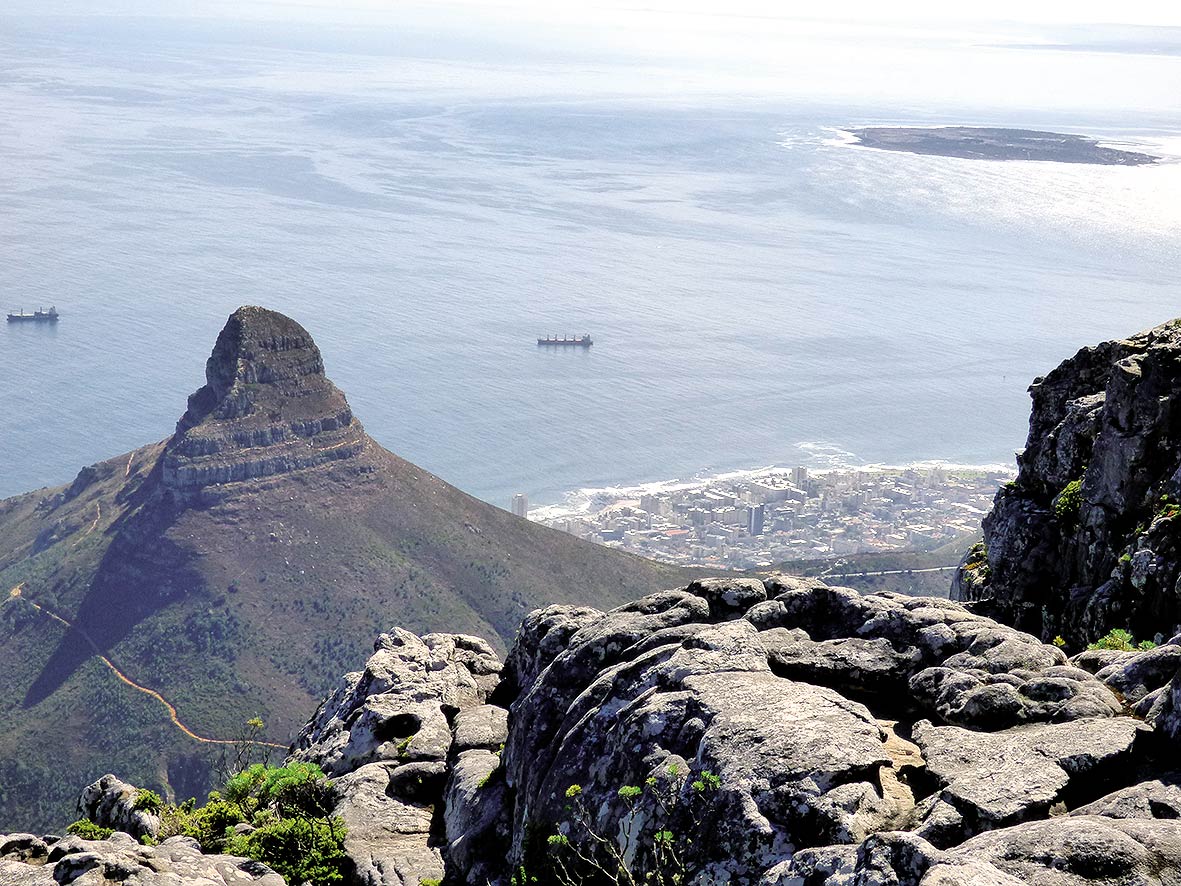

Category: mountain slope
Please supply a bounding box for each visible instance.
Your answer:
[0,306,690,830]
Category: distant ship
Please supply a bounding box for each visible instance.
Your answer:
[538,333,592,347]
[6,306,59,323]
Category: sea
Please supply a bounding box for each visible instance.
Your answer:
[2,6,1180,510]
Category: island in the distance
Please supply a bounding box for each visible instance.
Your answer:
[848,125,1159,165]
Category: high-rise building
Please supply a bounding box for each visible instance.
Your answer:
[792,466,808,486]
[511,493,529,518]
[747,504,765,536]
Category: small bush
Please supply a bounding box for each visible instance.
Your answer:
[133,789,163,813]
[159,795,246,852]
[1052,636,1067,648]
[1088,629,1136,651]
[545,768,721,885]
[224,816,348,886]
[65,820,113,840]
[152,764,345,886]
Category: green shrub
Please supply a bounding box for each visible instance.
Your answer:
[1052,635,1067,649]
[1088,628,1136,651]
[225,762,334,820]
[1054,479,1084,524]
[152,764,345,886]
[133,789,163,813]
[225,815,348,886]
[159,796,246,852]
[65,820,113,840]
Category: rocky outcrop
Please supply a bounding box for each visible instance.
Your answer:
[161,306,368,497]
[76,775,160,842]
[278,575,1181,886]
[953,317,1181,646]
[909,717,1145,844]
[0,831,284,886]
[289,628,504,886]
[482,578,1157,884]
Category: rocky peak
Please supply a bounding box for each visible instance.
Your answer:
[953,316,1181,645]
[161,307,367,495]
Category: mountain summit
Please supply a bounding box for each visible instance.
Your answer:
[164,307,367,495]
[0,307,689,830]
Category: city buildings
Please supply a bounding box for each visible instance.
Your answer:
[527,465,1013,570]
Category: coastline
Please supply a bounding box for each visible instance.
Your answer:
[527,455,1015,523]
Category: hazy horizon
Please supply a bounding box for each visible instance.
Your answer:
[2,3,1179,507]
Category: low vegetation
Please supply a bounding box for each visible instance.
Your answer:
[97,763,349,886]
[1054,479,1084,525]
[534,765,722,886]
[64,820,114,840]
[1087,628,1156,652]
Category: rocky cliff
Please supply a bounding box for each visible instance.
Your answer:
[163,306,367,495]
[31,574,1181,886]
[952,317,1181,647]
[0,307,690,832]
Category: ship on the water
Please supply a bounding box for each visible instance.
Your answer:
[538,333,592,347]
[6,306,59,323]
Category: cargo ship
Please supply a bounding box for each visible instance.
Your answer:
[537,333,592,347]
[7,306,59,323]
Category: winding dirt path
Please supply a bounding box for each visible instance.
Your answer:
[72,503,102,547]
[5,583,286,749]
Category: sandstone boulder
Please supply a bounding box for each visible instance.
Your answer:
[76,775,159,842]
[290,628,503,886]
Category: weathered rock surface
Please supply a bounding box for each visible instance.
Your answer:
[76,775,159,842]
[457,578,1149,885]
[953,317,1181,646]
[290,628,503,886]
[751,577,1121,728]
[1094,642,1181,704]
[776,815,1181,885]
[58,575,1181,886]
[911,717,1146,842]
[0,832,284,886]
[162,306,368,496]
[1071,778,1181,820]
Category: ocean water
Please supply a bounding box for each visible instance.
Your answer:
[1,10,1179,508]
